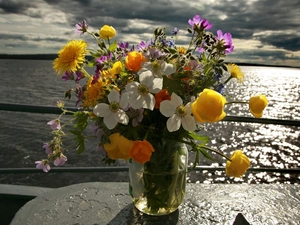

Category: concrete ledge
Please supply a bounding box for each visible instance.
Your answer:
[9,182,300,225]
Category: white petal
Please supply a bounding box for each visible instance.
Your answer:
[161,62,176,75]
[170,92,182,107]
[125,81,139,92]
[167,114,181,132]
[117,110,129,125]
[139,70,154,85]
[93,103,110,117]
[149,77,163,93]
[160,100,176,117]
[129,94,144,109]
[185,102,193,114]
[119,92,129,109]
[181,115,196,131]
[143,94,155,110]
[108,89,120,103]
[103,113,118,130]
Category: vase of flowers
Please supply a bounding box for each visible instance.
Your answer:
[35,14,268,215]
[129,140,188,215]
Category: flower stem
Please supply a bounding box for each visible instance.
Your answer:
[201,146,232,161]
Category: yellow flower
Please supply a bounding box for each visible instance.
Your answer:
[82,77,106,108]
[125,51,146,73]
[191,89,226,123]
[226,150,250,177]
[249,94,268,118]
[227,64,244,82]
[53,40,87,74]
[177,46,187,54]
[112,61,123,74]
[99,25,116,39]
[130,140,155,164]
[103,133,134,160]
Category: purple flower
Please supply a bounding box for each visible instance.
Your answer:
[75,70,84,82]
[172,27,179,35]
[43,143,53,154]
[75,20,88,35]
[188,15,212,30]
[62,71,74,81]
[137,41,149,51]
[216,84,225,95]
[127,108,144,127]
[35,160,50,172]
[47,120,61,130]
[216,30,234,54]
[54,154,67,166]
[118,42,129,49]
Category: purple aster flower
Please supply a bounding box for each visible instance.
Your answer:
[62,71,74,81]
[200,19,212,30]
[216,30,234,54]
[75,84,83,106]
[47,120,61,130]
[54,154,67,166]
[172,27,179,35]
[198,47,205,53]
[137,41,149,51]
[118,41,129,49]
[75,20,88,35]
[75,70,84,82]
[35,160,50,172]
[43,143,53,154]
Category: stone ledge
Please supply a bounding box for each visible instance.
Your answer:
[10,182,300,225]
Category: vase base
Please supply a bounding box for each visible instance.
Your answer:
[134,198,179,216]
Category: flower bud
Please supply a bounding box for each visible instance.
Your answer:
[249,94,268,118]
[226,150,250,177]
[99,25,116,39]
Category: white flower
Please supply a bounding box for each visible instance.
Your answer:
[93,89,129,130]
[140,60,176,78]
[125,70,162,110]
[160,92,196,132]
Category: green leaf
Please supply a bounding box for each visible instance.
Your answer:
[108,40,117,52]
[189,132,209,146]
[163,76,184,95]
[73,111,89,131]
[198,146,215,161]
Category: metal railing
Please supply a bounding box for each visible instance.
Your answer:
[0,102,299,175]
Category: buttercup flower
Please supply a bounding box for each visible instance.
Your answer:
[53,40,87,74]
[249,94,268,118]
[125,70,163,110]
[227,64,244,82]
[99,25,116,39]
[226,150,250,177]
[103,133,134,160]
[93,89,129,130]
[192,89,226,123]
[125,51,146,72]
[130,140,155,164]
[160,93,196,132]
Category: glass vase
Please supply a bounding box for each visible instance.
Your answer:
[129,140,188,216]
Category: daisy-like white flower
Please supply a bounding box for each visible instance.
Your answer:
[93,89,129,130]
[125,70,163,110]
[140,60,176,78]
[160,92,196,132]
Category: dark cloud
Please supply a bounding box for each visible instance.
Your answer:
[0,0,32,14]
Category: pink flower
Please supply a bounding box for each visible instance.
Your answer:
[43,143,53,154]
[47,120,61,130]
[35,160,50,172]
[54,154,67,166]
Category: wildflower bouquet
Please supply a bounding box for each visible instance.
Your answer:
[36,14,268,214]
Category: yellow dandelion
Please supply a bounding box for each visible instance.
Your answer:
[53,40,87,75]
[82,78,106,108]
[177,46,187,55]
[227,64,244,82]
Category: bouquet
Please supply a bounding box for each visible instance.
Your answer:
[36,14,268,179]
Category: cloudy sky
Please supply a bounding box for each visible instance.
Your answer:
[0,0,299,67]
